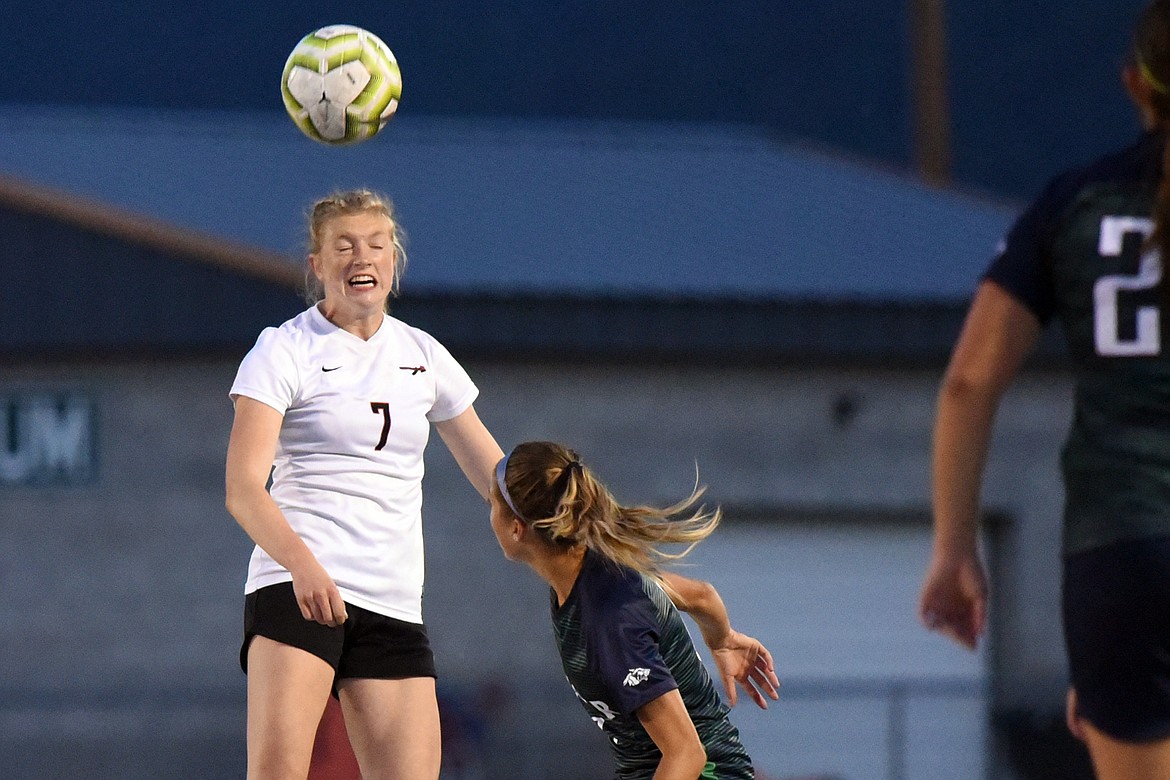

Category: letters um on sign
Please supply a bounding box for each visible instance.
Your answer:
[1,393,95,486]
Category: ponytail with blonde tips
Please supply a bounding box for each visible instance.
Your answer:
[1134,1,1170,279]
[497,441,721,577]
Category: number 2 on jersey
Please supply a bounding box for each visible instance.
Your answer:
[1094,215,1161,356]
[370,402,391,450]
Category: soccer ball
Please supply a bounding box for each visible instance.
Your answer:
[281,25,402,145]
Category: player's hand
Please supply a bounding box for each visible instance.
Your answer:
[711,629,780,709]
[291,563,348,627]
[918,550,987,651]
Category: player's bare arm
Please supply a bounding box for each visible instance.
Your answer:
[435,405,504,501]
[636,690,707,780]
[921,281,1040,650]
[225,395,346,626]
[661,572,779,708]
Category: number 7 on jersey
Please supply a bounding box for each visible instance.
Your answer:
[370,402,391,450]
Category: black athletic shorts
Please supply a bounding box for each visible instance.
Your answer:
[1063,535,1170,741]
[241,581,436,694]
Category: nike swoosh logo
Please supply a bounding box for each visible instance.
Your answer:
[399,366,427,375]
[322,366,342,372]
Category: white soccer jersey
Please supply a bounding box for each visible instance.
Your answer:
[229,304,479,623]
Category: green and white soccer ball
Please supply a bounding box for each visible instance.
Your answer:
[281,25,402,145]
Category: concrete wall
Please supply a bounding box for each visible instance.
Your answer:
[0,355,1075,777]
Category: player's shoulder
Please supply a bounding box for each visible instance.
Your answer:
[247,307,315,352]
[244,306,306,348]
[1042,132,1161,209]
[382,313,436,344]
[381,313,460,364]
[578,553,651,614]
[1082,130,1163,182]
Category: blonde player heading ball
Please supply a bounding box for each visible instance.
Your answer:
[225,189,503,779]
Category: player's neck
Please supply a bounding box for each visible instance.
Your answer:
[317,300,385,340]
[535,545,586,606]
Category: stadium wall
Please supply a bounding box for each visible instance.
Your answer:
[0,354,1074,778]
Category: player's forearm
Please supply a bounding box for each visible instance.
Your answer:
[435,406,504,501]
[931,377,998,556]
[652,751,708,780]
[931,280,1039,558]
[661,573,731,648]
[226,484,319,575]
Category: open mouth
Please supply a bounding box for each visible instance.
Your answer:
[348,274,377,289]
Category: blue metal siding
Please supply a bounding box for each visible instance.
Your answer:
[0,207,305,356]
[0,110,1016,304]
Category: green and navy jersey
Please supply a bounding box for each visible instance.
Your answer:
[550,550,754,780]
[985,130,1170,554]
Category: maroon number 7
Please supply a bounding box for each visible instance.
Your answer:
[370,402,391,450]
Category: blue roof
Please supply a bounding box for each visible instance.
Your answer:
[0,106,1016,302]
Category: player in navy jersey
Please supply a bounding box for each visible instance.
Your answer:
[491,441,780,780]
[919,2,1170,777]
[225,189,503,780]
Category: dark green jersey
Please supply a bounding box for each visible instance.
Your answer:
[986,130,1170,553]
[550,550,754,780]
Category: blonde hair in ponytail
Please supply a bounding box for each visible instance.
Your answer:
[1134,1,1170,268]
[498,441,721,577]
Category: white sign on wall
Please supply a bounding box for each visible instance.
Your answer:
[0,393,96,486]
